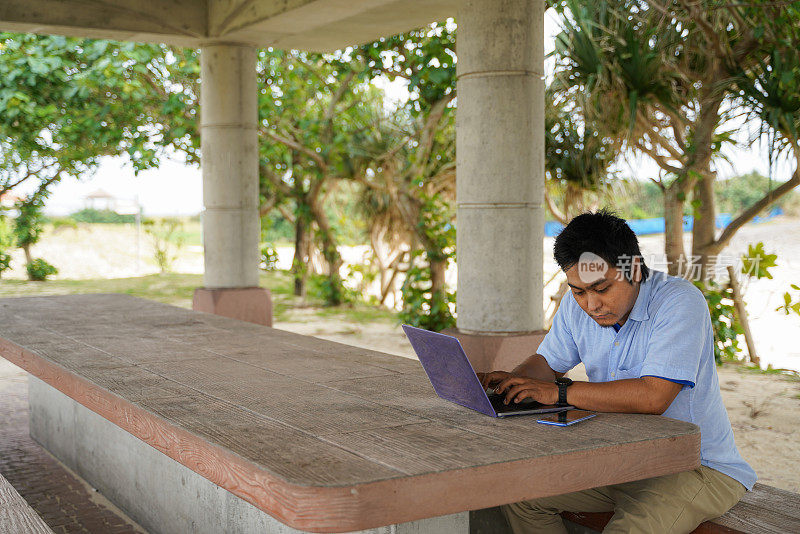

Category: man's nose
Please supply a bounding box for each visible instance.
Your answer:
[587,293,602,311]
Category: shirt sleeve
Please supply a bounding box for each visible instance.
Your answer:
[536,292,581,373]
[639,286,710,388]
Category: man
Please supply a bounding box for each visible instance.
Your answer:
[480,210,755,534]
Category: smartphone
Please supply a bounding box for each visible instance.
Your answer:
[537,409,597,426]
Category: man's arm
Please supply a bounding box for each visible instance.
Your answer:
[496,375,682,415]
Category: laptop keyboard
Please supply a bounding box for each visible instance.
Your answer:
[487,393,545,413]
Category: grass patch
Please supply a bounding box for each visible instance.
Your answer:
[167,220,203,247]
[728,362,800,380]
[0,274,203,308]
[0,269,400,327]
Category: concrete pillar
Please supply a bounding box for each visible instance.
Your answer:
[454,0,546,370]
[193,43,272,326]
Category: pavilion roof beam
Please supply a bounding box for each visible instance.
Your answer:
[228,0,459,52]
[0,0,458,53]
[0,0,206,46]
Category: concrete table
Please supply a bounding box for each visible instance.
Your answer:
[0,295,701,534]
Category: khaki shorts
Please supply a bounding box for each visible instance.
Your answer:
[502,465,746,534]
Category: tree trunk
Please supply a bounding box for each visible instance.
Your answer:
[727,265,759,367]
[309,197,344,305]
[430,257,447,296]
[691,172,717,281]
[293,216,309,298]
[663,188,686,276]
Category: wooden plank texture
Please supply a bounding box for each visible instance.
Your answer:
[0,294,703,533]
[0,473,54,533]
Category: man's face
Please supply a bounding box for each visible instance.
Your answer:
[564,253,641,327]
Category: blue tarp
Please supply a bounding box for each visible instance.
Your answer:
[544,207,783,237]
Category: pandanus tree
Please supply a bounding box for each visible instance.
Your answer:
[544,83,622,224]
[550,0,800,278]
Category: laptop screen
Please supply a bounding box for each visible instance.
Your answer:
[401,325,496,416]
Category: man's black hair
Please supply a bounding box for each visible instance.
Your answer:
[553,209,650,283]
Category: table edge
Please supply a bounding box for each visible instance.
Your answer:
[0,335,701,533]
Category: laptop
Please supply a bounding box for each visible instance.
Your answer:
[402,325,573,417]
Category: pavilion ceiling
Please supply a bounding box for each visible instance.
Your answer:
[0,0,459,51]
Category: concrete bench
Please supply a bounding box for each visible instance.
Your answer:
[0,472,54,533]
[559,482,800,533]
[0,294,703,534]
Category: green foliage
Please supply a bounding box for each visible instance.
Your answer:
[49,217,79,231]
[256,49,382,303]
[399,251,456,332]
[0,34,187,204]
[345,261,380,306]
[308,273,359,306]
[0,215,13,278]
[143,218,185,273]
[696,281,743,365]
[355,23,458,323]
[13,197,45,249]
[26,258,58,281]
[700,242,781,364]
[0,252,10,278]
[716,173,796,215]
[777,285,800,317]
[0,215,12,248]
[260,212,294,243]
[69,208,135,224]
[259,244,279,271]
[741,242,778,280]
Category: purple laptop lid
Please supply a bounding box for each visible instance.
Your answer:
[401,324,496,417]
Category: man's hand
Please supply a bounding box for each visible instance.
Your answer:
[477,371,516,390]
[495,376,559,405]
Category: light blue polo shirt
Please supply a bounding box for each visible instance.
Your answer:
[538,270,757,490]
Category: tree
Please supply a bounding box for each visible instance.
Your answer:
[551,0,800,278]
[354,22,458,329]
[544,85,622,223]
[256,49,378,304]
[0,35,183,203]
[12,195,45,265]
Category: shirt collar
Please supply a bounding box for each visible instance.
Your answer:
[627,273,653,322]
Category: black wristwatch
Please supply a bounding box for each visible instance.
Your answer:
[555,377,573,406]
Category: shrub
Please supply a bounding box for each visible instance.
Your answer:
[50,217,79,231]
[0,215,13,278]
[26,258,58,281]
[260,244,279,271]
[69,208,135,224]
[0,252,11,278]
[398,251,456,332]
[143,218,185,273]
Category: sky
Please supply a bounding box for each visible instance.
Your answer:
[38,10,794,216]
[43,154,202,216]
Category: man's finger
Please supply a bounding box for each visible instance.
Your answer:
[496,376,529,395]
[512,389,538,404]
[504,383,536,403]
[483,371,510,389]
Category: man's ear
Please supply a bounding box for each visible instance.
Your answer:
[632,257,642,283]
